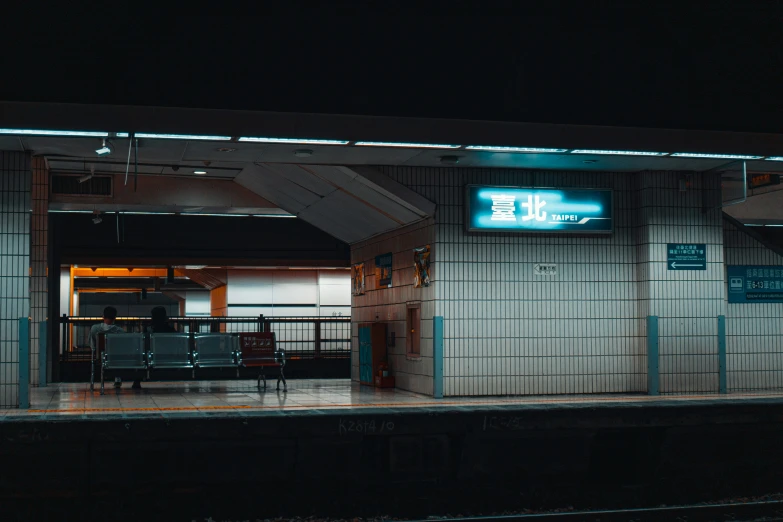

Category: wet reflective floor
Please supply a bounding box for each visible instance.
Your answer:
[3,379,783,419]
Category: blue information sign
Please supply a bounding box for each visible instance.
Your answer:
[727,266,783,303]
[667,244,707,271]
[465,186,612,234]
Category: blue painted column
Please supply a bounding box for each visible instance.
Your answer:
[39,320,47,387]
[433,316,444,399]
[18,317,30,409]
[718,315,727,394]
[647,315,659,396]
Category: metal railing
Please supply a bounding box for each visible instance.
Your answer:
[59,315,351,361]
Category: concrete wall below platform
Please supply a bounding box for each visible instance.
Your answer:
[3,400,783,519]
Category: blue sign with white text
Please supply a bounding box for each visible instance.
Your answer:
[667,243,707,271]
[727,265,783,303]
[466,186,613,234]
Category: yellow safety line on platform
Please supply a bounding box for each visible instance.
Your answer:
[25,392,782,414]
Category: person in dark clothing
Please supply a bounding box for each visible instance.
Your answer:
[149,306,177,333]
[134,307,177,390]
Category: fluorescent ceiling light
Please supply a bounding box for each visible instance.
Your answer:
[0,128,109,137]
[355,141,461,149]
[765,157,783,162]
[238,137,349,145]
[193,170,207,175]
[745,223,763,226]
[670,152,763,160]
[196,213,249,217]
[116,132,130,138]
[121,212,176,215]
[465,145,567,153]
[49,210,93,214]
[570,149,668,156]
[134,133,232,141]
[253,214,296,218]
[766,224,783,227]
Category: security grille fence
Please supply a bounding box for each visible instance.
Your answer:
[60,315,351,361]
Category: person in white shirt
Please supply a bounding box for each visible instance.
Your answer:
[89,306,125,388]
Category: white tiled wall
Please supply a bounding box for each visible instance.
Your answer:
[724,218,783,391]
[226,269,350,317]
[356,167,730,397]
[30,157,47,386]
[636,172,725,394]
[0,151,31,408]
[351,219,435,395]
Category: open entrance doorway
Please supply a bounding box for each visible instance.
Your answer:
[48,212,352,393]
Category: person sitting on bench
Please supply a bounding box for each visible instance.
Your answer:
[149,306,177,334]
[89,306,125,388]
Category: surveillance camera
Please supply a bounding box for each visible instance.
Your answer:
[92,216,102,225]
[171,166,180,172]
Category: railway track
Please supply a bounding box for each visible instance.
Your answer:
[411,499,783,522]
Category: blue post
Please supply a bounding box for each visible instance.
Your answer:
[718,315,727,394]
[39,320,47,387]
[433,316,444,399]
[647,315,659,396]
[18,317,29,409]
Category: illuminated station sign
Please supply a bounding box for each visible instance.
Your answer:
[466,186,613,234]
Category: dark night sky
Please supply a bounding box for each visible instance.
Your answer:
[2,3,782,133]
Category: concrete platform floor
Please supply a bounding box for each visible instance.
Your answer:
[3,379,783,419]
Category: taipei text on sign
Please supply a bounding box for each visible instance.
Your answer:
[465,186,613,234]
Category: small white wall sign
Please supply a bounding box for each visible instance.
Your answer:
[534,263,557,276]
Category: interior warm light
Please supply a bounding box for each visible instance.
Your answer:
[570,149,668,156]
[466,145,568,153]
[0,128,109,137]
[238,137,349,145]
[134,133,232,141]
[355,141,461,149]
[671,153,763,160]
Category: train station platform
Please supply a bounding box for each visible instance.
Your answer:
[5,379,783,520]
[5,378,783,420]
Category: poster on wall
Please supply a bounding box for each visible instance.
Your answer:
[413,245,431,288]
[375,252,393,288]
[352,263,365,296]
[465,185,613,234]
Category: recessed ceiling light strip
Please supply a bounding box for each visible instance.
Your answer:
[134,133,232,141]
[570,149,669,156]
[670,152,763,160]
[465,145,568,153]
[355,141,461,149]
[0,129,109,137]
[238,137,349,145]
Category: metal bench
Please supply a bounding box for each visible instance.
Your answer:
[101,333,147,395]
[194,333,239,374]
[238,332,286,391]
[149,333,193,372]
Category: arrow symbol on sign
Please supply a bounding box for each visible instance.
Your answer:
[671,262,704,269]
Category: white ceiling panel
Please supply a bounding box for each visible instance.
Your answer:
[264,164,339,197]
[236,164,435,243]
[342,179,424,224]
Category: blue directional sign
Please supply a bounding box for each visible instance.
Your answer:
[667,244,706,271]
[466,186,613,234]
[727,266,783,303]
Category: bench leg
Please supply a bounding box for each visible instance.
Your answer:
[90,348,95,392]
[277,367,287,392]
[257,373,267,390]
[100,364,105,396]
